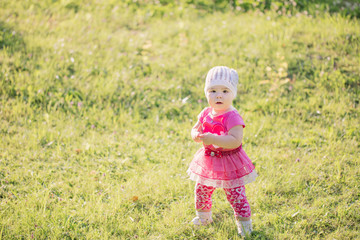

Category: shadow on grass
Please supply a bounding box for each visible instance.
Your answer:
[212,212,271,239]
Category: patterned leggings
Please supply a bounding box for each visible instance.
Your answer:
[195,183,251,218]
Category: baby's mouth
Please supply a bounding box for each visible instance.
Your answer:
[216,102,223,104]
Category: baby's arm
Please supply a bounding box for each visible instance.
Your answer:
[191,121,202,143]
[199,125,243,149]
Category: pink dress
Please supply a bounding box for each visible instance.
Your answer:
[187,107,257,188]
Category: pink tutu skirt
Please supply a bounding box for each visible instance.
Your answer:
[187,146,257,188]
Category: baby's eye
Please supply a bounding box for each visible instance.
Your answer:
[223,90,229,93]
[210,90,216,93]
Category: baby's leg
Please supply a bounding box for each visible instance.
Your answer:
[224,185,252,236]
[195,183,216,211]
[192,183,216,225]
[223,185,251,218]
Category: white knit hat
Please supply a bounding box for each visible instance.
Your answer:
[204,66,239,98]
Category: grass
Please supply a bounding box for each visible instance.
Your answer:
[1,1,359,239]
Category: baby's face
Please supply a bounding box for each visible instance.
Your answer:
[206,85,234,112]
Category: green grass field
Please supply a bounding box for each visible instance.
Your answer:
[1,1,359,239]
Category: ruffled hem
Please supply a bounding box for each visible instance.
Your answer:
[187,169,258,188]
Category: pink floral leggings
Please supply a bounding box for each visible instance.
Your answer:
[195,183,251,218]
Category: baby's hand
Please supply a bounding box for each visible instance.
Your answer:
[198,133,215,145]
[192,131,202,142]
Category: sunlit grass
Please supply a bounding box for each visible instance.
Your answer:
[1,1,359,239]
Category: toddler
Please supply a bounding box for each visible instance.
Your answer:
[187,66,257,237]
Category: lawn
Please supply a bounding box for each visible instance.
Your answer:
[0,1,359,239]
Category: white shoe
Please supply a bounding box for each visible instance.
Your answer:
[236,220,252,237]
[191,211,213,226]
